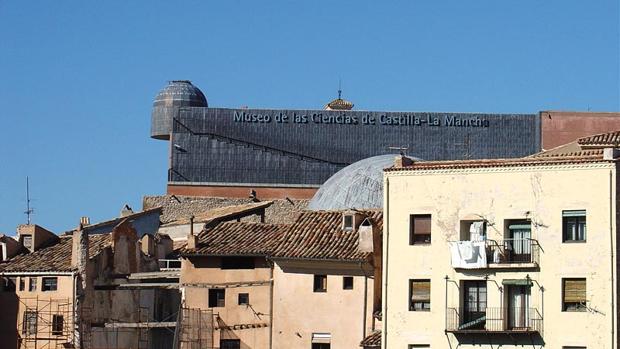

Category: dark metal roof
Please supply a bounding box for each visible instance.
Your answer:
[153,80,208,108]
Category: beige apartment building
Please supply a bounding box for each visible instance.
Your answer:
[382,131,620,349]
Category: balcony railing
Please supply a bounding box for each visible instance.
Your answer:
[446,307,543,334]
[487,239,540,266]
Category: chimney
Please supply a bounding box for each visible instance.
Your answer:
[394,155,414,168]
[186,215,198,249]
[80,217,90,226]
[120,204,134,217]
[603,148,620,160]
[71,223,89,270]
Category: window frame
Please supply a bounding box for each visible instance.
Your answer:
[29,277,37,292]
[313,274,327,293]
[52,314,64,335]
[208,288,226,308]
[42,277,58,292]
[562,210,586,243]
[220,339,241,349]
[562,278,587,312]
[343,215,354,231]
[238,293,249,305]
[409,279,431,312]
[22,311,37,335]
[410,214,432,245]
[342,276,354,290]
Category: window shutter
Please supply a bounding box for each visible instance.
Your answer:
[563,210,586,217]
[564,279,586,303]
[411,281,430,301]
[413,216,431,235]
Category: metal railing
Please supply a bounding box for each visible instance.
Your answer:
[446,307,543,334]
[487,238,540,265]
[159,259,182,270]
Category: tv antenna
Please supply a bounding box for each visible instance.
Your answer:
[24,176,34,224]
[388,145,409,156]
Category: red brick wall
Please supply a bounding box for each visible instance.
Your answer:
[541,111,620,150]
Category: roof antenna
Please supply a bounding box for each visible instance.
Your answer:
[24,176,34,224]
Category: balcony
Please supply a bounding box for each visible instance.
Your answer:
[445,307,543,334]
[158,259,182,271]
[449,239,540,269]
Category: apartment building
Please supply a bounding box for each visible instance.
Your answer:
[382,130,620,348]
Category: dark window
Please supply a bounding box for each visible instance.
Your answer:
[42,277,57,291]
[19,278,25,291]
[562,347,586,349]
[563,210,586,242]
[314,275,327,292]
[220,339,240,349]
[52,315,63,335]
[238,293,249,305]
[22,235,32,250]
[409,346,431,348]
[563,278,586,312]
[2,277,16,292]
[221,257,255,269]
[22,311,37,335]
[343,276,354,290]
[312,344,330,349]
[410,215,431,244]
[409,279,431,311]
[343,215,354,230]
[29,277,37,292]
[208,289,225,307]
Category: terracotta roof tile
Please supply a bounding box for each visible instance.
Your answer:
[181,222,286,256]
[0,234,111,273]
[360,330,381,347]
[578,130,620,146]
[272,210,382,261]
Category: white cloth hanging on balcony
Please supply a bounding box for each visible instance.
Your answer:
[469,221,485,241]
[449,241,487,269]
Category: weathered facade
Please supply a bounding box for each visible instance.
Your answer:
[382,130,620,348]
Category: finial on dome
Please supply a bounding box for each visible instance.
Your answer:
[325,80,354,111]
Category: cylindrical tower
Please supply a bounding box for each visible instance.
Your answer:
[151,80,208,140]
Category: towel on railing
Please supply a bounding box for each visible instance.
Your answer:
[449,241,487,268]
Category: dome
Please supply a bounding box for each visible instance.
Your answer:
[151,80,208,140]
[308,154,420,210]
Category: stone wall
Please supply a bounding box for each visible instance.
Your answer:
[142,195,308,225]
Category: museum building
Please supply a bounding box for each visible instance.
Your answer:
[150,80,620,199]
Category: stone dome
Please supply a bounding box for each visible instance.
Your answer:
[308,154,420,210]
[151,80,208,140]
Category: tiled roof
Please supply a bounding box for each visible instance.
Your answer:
[63,207,162,235]
[272,210,382,261]
[181,222,286,256]
[528,141,605,158]
[360,331,381,347]
[162,201,273,227]
[0,234,111,273]
[578,130,620,147]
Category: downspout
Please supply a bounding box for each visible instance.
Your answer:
[610,169,616,349]
[72,271,78,349]
[268,258,274,349]
[359,261,369,340]
[383,177,390,349]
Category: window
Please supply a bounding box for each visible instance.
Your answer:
[52,315,63,335]
[343,215,354,230]
[42,277,57,291]
[563,210,586,242]
[312,344,330,349]
[220,339,240,349]
[221,257,255,269]
[22,311,37,335]
[409,279,431,311]
[22,235,32,250]
[563,278,586,312]
[238,293,249,305]
[29,277,37,292]
[2,277,16,292]
[409,346,430,348]
[343,276,354,290]
[19,278,25,291]
[410,215,431,244]
[311,333,331,349]
[314,275,327,292]
[208,289,225,307]
[562,347,586,349]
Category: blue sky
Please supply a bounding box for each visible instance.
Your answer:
[0,1,618,233]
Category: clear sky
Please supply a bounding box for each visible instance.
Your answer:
[0,1,618,234]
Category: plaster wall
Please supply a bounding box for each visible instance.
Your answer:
[272,260,375,349]
[383,162,617,348]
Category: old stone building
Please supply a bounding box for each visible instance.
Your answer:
[382,130,620,348]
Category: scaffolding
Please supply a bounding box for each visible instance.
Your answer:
[17,297,74,349]
[173,307,214,349]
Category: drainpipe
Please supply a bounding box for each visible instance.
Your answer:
[383,177,390,349]
[268,258,274,349]
[610,169,616,349]
[359,261,369,340]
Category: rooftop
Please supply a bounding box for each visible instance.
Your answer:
[161,201,274,227]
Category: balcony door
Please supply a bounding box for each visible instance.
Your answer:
[508,223,531,263]
[462,281,487,330]
[507,285,530,330]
